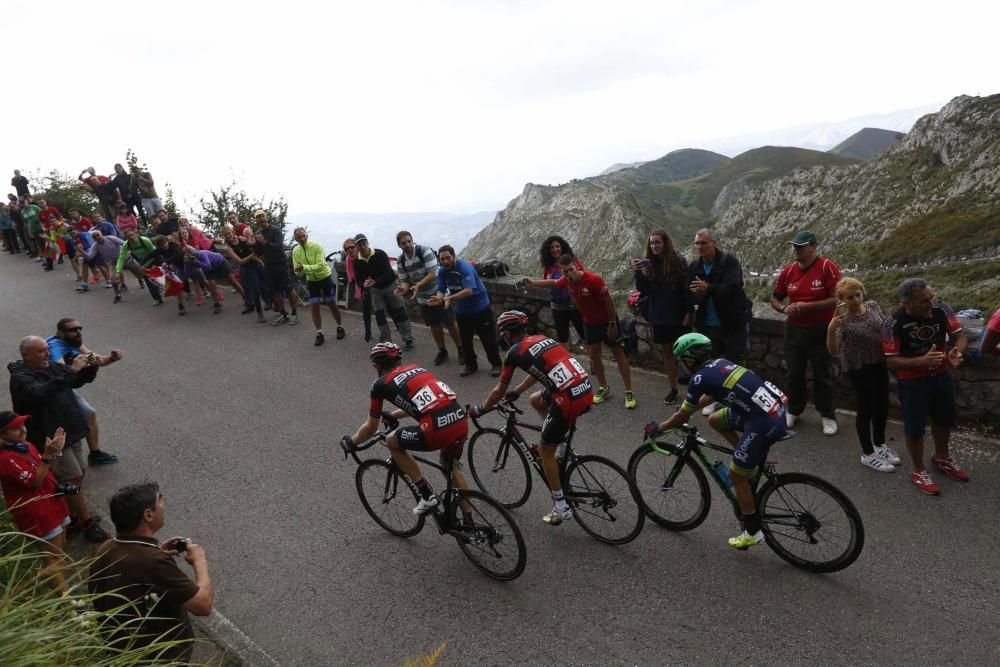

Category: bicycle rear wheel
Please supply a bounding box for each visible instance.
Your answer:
[627,442,711,531]
[355,459,425,538]
[757,472,864,573]
[563,455,644,544]
[467,428,532,508]
[448,489,527,581]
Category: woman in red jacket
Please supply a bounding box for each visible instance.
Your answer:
[0,413,70,589]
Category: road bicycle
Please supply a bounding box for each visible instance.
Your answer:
[628,423,864,573]
[466,400,644,545]
[341,421,527,581]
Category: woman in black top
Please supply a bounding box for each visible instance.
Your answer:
[633,229,689,404]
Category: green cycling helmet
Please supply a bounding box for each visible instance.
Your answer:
[673,332,713,365]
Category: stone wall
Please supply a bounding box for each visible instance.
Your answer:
[341,271,1000,430]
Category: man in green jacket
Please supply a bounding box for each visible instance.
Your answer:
[114,229,162,305]
[292,227,345,346]
[20,195,43,259]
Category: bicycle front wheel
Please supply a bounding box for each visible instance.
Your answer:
[757,472,864,573]
[449,489,527,581]
[355,459,425,538]
[563,455,644,545]
[467,428,532,508]
[627,442,711,531]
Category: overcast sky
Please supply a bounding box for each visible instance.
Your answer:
[6,0,998,215]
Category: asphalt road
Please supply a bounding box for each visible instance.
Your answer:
[3,255,998,666]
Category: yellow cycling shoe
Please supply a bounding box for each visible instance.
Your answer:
[728,530,764,550]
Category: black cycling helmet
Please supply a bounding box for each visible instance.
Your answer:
[369,342,402,366]
[672,332,713,366]
[496,310,529,334]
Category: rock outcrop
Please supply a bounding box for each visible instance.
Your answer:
[713,94,1000,269]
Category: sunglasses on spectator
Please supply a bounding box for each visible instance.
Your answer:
[344,245,357,251]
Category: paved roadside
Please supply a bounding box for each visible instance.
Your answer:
[3,255,998,666]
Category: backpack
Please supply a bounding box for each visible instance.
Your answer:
[475,259,509,279]
[399,244,438,275]
[619,315,640,355]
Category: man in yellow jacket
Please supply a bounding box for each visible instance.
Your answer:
[292,228,346,346]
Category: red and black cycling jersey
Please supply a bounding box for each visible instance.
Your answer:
[370,364,460,420]
[500,334,588,392]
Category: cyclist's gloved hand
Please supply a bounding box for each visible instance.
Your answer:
[644,421,661,438]
[339,435,355,457]
[504,390,519,403]
[469,404,483,418]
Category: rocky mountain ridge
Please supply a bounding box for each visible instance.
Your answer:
[714,94,1000,270]
[463,94,999,300]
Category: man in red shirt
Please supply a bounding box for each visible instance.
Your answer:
[527,254,636,409]
[770,231,841,435]
[0,414,71,589]
[982,307,1000,355]
[882,278,969,495]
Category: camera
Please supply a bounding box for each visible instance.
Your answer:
[54,482,80,496]
[174,538,188,553]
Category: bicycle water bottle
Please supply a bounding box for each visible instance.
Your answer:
[713,460,733,489]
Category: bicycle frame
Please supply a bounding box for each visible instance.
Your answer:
[471,402,611,509]
[647,425,773,512]
[346,431,470,539]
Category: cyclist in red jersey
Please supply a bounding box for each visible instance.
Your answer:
[342,343,470,514]
[474,311,594,526]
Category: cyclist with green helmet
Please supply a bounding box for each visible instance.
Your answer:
[645,332,789,550]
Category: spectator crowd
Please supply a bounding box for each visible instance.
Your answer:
[2,164,999,663]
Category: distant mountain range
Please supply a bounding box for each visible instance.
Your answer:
[596,103,939,174]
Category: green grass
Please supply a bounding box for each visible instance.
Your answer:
[867,203,1000,266]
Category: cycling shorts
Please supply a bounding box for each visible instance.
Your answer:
[539,378,593,445]
[395,404,469,465]
[719,407,786,477]
[307,276,337,304]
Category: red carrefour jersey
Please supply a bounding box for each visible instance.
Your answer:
[555,270,612,325]
[773,257,841,327]
[501,335,588,393]
[882,302,963,380]
[0,444,70,538]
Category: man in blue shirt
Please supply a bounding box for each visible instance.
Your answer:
[46,318,123,465]
[429,245,502,377]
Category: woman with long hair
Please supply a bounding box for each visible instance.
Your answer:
[826,277,900,472]
[633,228,689,403]
[539,235,585,345]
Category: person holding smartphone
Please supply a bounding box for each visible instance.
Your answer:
[826,278,900,472]
[632,229,689,404]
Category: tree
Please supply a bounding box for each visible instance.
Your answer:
[28,169,99,216]
[195,182,289,238]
